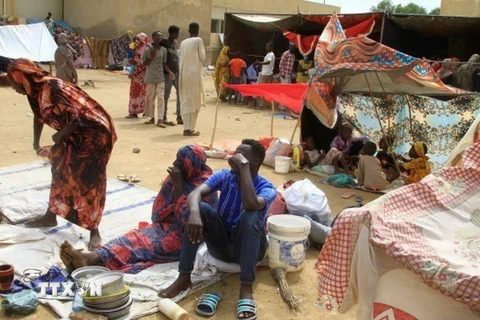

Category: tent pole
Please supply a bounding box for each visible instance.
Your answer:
[379,12,386,44]
[405,95,416,142]
[49,62,53,74]
[364,73,403,176]
[289,80,312,144]
[209,86,222,150]
[374,71,392,130]
[270,101,275,137]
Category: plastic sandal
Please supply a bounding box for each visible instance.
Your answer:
[117,174,129,182]
[130,175,141,183]
[236,299,257,320]
[162,120,176,126]
[156,123,166,128]
[183,130,200,136]
[196,292,222,317]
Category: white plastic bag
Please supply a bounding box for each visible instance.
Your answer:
[284,179,332,243]
[263,138,293,168]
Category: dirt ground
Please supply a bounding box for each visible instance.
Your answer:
[0,68,379,320]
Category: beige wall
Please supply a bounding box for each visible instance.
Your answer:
[441,0,480,16]
[212,0,339,17]
[2,0,62,19]
[64,0,212,47]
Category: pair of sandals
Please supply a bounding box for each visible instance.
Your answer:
[117,174,141,183]
[144,119,176,128]
[183,130,200,136]
[196,292,257,320]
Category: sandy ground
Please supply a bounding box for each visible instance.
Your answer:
[0,68,379,320]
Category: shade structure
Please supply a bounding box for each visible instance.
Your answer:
[0,23,57,62]
[223,83,309,113]
[314,13,469,97]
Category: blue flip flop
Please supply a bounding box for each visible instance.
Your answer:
[196,292,222,317]
[237,299,257,320]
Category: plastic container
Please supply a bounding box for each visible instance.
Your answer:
[292,146,301,169]
[267,215,311,272]
[158,298,189,320]
[275,156,291,174]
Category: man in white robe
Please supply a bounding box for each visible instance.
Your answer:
[179,22,206,136]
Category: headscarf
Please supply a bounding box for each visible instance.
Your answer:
[216,45,230,68]
[134,32,150,57]
[455,54,480,91]
[436,58,454,80]
[7,58,50,98]
[151,145,214,223]
[413,141,430,171]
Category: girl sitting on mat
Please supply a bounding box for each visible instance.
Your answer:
[377,134,400,182]
[398,141,431,184]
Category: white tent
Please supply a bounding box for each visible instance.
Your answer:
[0,23,57,61]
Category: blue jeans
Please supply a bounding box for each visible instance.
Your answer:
[178,202,267,285]
[164,72,180,118]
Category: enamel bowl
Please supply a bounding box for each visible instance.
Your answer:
[71,266,109,289]
[82,284,130,305]
[85,271,124,296]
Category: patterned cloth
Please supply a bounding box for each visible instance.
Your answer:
[128,33,149,116]
[205,170,277,227]
[313,13,467,97]
[97,145,217,273]
[316,142,480,312]
[214,46,230,99]
[338,94,480,170]
[110,34,130,65]
[8,59,116,231]
[403,141,431,184]
[279,50,295,79]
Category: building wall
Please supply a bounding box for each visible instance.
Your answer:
[441,0,480,16]
[64,0,212,48]
[1,0,62,19]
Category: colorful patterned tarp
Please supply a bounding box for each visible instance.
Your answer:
[314,13,468,96]
[338,94,480,170]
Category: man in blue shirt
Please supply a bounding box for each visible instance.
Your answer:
[159,139,277,319]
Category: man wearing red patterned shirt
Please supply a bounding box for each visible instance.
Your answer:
[279,43,296,83]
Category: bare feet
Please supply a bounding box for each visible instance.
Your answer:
[158,273,192,298]
[238,285,255,319]
[88,229,102,251]
[25,211,57,228]
[60,241,88,273]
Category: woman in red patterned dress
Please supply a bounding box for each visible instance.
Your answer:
[125,32,149,118]
[7,58,117,250]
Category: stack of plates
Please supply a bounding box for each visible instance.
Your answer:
[81,271,133,319]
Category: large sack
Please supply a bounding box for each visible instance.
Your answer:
[284,179,332,243]
[263,138,292,168]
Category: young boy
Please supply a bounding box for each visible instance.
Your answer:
[356,141,390,190]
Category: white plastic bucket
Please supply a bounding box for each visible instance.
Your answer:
[267,215,311,272]
[275,156,291,174]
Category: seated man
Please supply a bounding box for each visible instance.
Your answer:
[159,139,277,320]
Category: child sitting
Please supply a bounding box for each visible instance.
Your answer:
[303,136,324,168]
[324,123,366,174]
[398,141,431,184]
[376,135,399,182]
[356,141,390,190]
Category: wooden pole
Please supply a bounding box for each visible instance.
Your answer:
[405,95,416,142]
[49,62,53,74]
[209,86,222,150]
[270,101,275,137]
[379,12,386,44]
[364,73,403,175]
[289,80,313,144]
